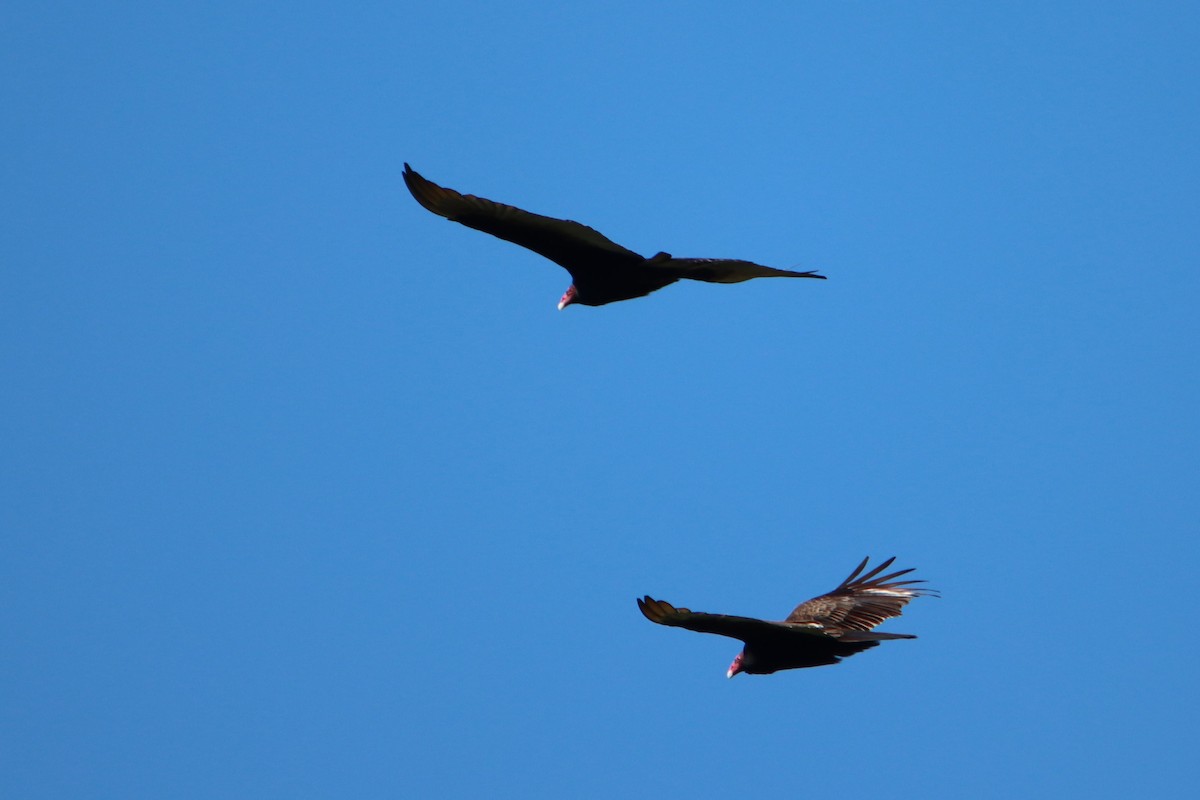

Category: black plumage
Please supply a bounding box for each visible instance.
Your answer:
[638,557,937,676]
[403,163,825,309]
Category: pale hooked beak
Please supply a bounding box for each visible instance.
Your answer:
[557,284,577,311]
[727,653,744,679]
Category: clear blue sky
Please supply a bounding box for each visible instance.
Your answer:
[3,2,1198,798]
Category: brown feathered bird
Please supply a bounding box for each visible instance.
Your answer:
[638,556,936,677]
[403,163,825,309]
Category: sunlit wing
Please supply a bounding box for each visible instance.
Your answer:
[786,556,938,632]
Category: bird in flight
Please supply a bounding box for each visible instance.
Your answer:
[403,163,825,309]
[638,556,936,677]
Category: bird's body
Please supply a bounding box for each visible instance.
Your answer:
[402,163,825,308]
[638,556,936,677]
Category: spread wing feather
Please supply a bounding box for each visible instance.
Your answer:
[403,164,643,274]
[786,556,938,632]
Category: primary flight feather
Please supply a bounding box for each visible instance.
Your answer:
[403,163,825,309]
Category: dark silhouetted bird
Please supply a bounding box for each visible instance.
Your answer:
[403,163,825,309]
[638,556,936,677]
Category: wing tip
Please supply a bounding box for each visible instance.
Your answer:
[637,595,658,621]
[638,595,680,625]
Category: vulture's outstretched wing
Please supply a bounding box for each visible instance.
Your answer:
[403,163,643,274]
[786,556,938,632]
[638,596,833,643]
[665,257,826,283]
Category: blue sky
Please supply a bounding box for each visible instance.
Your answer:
[3,2,1198,797]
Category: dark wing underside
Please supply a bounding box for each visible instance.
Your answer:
[638,596,833,643]
[403,164,644,276]
[786,556,938,632]
[663,257,825,283]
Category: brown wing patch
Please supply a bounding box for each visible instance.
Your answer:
[786,556,938,632]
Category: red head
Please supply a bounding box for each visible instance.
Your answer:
[727,652,746,679]
[557,284,578,310]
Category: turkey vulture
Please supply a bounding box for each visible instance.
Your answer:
[638,556,936,677]
[403,163,825,308]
